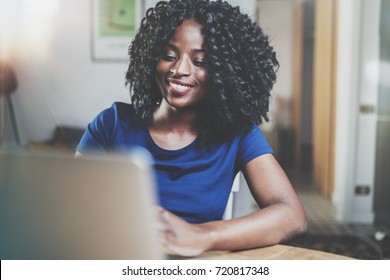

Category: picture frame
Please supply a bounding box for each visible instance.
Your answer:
[90,0,146,62]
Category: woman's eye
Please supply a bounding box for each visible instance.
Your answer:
[193,60,205,67]
[162,53,176,61]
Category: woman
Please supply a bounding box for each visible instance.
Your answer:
[76,0,307,256]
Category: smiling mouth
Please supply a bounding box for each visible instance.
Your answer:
[168,81,194,94]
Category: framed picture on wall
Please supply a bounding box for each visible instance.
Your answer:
[91,0,146,62]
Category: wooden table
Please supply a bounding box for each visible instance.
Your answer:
[168,244,354,260]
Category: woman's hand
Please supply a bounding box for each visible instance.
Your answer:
[157,207,214,257]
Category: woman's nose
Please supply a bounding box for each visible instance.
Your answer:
[172,57,191,76]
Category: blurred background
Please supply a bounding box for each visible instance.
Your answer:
[1,0,389,259]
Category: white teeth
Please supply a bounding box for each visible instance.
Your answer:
[170,82,192,91]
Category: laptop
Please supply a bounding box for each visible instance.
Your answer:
[0,149,164,260]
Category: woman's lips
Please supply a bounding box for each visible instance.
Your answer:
[168,79,195,95]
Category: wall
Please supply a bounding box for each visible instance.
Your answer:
[333,0,381,224]
[2,0,137,144]
[257,0,295,131]
[234,0,296,217]
[299,0,315,171]
[332,0,360,223]
[349,0,380,223]
[374,0,390,225]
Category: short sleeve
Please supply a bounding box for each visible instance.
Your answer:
[236,124,273,169]
[76,106,116,154]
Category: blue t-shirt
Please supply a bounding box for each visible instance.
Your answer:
[77,102,273,223]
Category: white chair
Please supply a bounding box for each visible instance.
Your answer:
[223,172,241,220]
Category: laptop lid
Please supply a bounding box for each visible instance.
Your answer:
[0,150,163,260]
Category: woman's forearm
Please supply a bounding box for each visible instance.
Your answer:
[198,202,307,252]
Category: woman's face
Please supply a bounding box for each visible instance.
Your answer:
[156,19,207,110]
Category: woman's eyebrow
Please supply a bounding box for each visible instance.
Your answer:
[164,44,177,51]
[193,48,206,54]
[165,44,205,54]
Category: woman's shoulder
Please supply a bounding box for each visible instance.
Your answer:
[97,102,135,120]
[91,102,142,130]
[111,102,135,116]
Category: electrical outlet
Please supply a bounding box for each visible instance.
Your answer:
[355,185,370,195]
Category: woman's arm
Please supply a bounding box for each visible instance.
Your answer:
[158,153,308,256]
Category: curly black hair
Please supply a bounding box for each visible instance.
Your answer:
[126,0,278,143]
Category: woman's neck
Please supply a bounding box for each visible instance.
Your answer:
[149,101,200,150]
[151,101,198,135]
